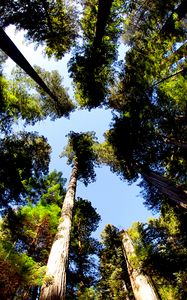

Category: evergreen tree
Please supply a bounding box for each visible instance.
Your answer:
[122,230,159,300]
[68,0,125,108]
[97,224,133,300]
[0,131,51,210]
[67,198,101,299]
[0,63,74,133]
[0,0,78,58]
[127,207,187,299]
[95,130,187,211]
[40,131,98,300]
[102,0,187,212]
[0,170,66,299]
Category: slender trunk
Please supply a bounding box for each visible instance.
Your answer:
[122,231,158,300]
[0,28,57,102]
[142,170,187,209]
[152,66,187,87]
[93,0,113,49]
[40,160,78,300]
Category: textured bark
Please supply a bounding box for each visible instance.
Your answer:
[122,232,158,300]
[40,161,78,300]
[143,170,187,209]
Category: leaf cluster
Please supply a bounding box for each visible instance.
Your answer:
[128,206,187,299]
[97,224,133,300]
[62,131,98,185]
[68,0,125,109]
[67,198,101,298]
[0,0,78,59]
[0,132,51,210]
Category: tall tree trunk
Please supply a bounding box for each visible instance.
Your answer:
[40,160,78,300]
[122,231,158,300]
[0,27,57,102]
[142,170,187,209]
[93,0,113,49]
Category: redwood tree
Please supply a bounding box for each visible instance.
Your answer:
[40,131,98,300]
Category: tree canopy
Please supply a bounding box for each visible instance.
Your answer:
[0,0,187,298]
[62,131,98,186]
[0,0,78,59]
[68,0,125,109]
[0,132,51,210]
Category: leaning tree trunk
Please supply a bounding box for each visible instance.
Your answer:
[40,160,78,300]
[0,28,57,102]
[122,231,158,300]
[142,170,187,209]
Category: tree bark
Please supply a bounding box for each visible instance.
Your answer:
[142,170,187,209]
[39,160,78,300]
[122,231,158,300]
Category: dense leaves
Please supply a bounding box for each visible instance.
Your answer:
[96,0,187,210]
[0,65,74,133]
[128,205,187,299]
[0,0,187,298]
[67,198,101,299]
[0,132,51,210]
[0,0,78,58]
[62,131,98,185]
[0,170,66,299]
[68,0,125,108]
[97,224,133,299]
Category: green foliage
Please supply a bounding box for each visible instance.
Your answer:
[77,287,97,300]
[98,39,187,209]
[68,0,125,109]
[105,0,187,209]
[97,224,133,300]
[0,171,66,299]
[62,131,98,185]
[0,0,78,59]
[0,131,51,210]
[123,0,186,47]
[0,66,74,133]
[128,205,187,299]
[67,198,101,299]
[0,225,46,299]
[9,202,61,262]
[0,72,43,131]
[33,66,75,118]
[39,171,66,206]
[0,1,186,298]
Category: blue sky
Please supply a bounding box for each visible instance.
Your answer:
[5,26,154,237]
